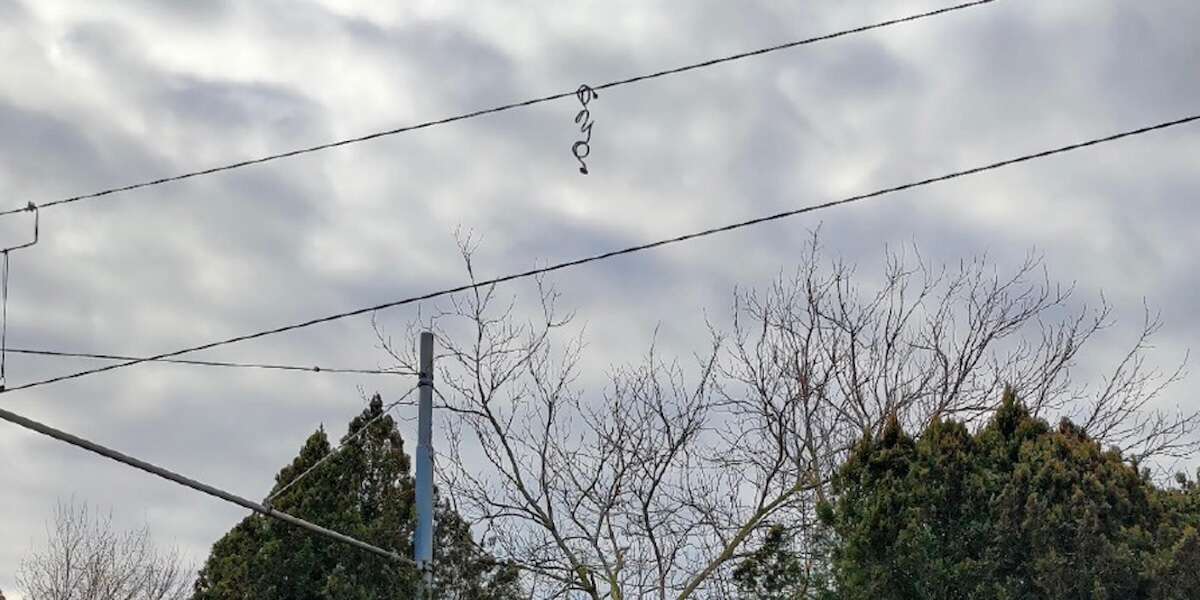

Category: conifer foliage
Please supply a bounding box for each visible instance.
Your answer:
[191,395,519,600]
[819,388,1200,599]
[734,389,1200,598]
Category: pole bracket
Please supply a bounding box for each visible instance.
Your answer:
[0,202,39,390]
[1,202,38,253]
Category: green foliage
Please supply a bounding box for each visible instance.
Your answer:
[816,388,1200,599]
[732,524,834,600]
[191,395,519,600]
[735,389,1200,598]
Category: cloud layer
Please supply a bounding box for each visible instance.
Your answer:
[1,0,1197,593]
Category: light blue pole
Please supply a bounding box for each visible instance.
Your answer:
[414,331,435,599]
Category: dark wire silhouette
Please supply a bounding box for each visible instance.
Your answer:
[2,111,1195,396]
[266,386,419,506]
[8,347,412,376]
[1,252,9,390]
[0,203,39,390]
[0,403,411,563]
[0,1,996,217]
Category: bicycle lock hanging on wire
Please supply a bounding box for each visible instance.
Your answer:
[1,202,39,391]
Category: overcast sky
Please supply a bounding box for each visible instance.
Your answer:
[1,0,1198,594]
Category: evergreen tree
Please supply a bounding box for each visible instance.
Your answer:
[191,395,519,600]
[735,389,1200,598]
[817,389,1200,599]
[731,524,833,599]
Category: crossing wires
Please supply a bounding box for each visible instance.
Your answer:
[7,347,412,376]
[0,401,413,563]
[0,0,997,217]
[265,386,420,506]
[2,111,1195,396]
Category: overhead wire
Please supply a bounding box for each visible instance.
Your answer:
[7,0,1174,569]
[2,112,1195,397]
[7,347,412,376]
[0,0,997,217]
[0,403,411,563]
[266,386,420,505]
[1,252,9,388]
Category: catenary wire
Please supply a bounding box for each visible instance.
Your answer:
[0,1,996,217]
[0,403,411,563]
[7,347,413,376]
[266,386,419,505]
[1,252,8,387]
[1,112,1195,396]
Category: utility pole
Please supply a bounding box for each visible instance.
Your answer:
[414,331,435,599]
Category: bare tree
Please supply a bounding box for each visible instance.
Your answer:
[16,499,190,600]
[375,233,1195,599]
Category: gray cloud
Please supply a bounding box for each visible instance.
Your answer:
[1,0,1197,595]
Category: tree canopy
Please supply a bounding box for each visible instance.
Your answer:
[191,394,519,600]
[15,500,189,600]
[734,389,1200,599]
[381,236,1195,598]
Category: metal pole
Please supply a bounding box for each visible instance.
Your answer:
[414,331,435,599]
